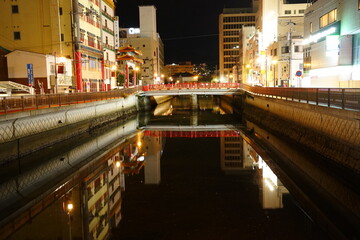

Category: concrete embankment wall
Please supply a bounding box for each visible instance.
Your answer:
[0,94,146,163]
[238,94,360,174]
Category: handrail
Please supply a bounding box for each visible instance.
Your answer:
[0,87,141,114]
[142,83,360,111]
[1,84,359,114]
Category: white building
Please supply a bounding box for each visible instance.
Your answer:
[119,6,164,86]
[6,50,73,94]
[245,0,308,86]
[303,0,360,87]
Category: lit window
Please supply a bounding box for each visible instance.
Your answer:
[310,22,313,33]
[12,5,19,13]
[319,9,337,28]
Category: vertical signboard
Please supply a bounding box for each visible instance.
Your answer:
[27,63,34,86]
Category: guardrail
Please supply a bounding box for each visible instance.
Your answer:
[0,87,141,114]
[1,84,359,114]
[243,85,360,111]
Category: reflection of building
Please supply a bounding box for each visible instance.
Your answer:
[119,6,164,85]
[220,136,253,172]
[302,0,360,88]
[144,133,164,184]
[219,8,256,83]
[246,144,289,209]
[85,167,110,240]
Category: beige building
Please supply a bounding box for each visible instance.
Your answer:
[119,6,164,86]
[165,61,194,79]
[0,0,117,93]
[219,8,256,83]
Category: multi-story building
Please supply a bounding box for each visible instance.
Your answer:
[119,5,164,86]
[219,8,256,83]
[0,0,74,93]
[302,0,360,87]
[244,0,308,86]
[165,61,194,79]
[0,0,117,93]
[100,0,117,90]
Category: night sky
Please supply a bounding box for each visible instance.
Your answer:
[116,0,308,66]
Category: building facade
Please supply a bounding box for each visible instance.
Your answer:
[243,0,308,86]
[119,6,164,86]
[164,61,194,79]
[219,8,256,83]
[303,0,360,87]
[0,0,117,93]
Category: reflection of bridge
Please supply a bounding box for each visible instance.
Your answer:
[143,124,242,138]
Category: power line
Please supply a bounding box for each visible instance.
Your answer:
[162,33,219,41]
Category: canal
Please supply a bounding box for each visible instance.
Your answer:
[0,95,358,240]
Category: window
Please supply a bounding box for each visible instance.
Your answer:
[285,10,291,14]
[12,5,19,13]
[299,9,305,14]
[274,48,277,56]
[294,45,303,52]
[14,31,20,40]
[61,33,64,42]
[105,36,108,45]
[59,7,63,15]
[281,46,289,54]
[320,9,337,28]
[358,0,360,10]
[104,6,107,13]
[105,19,107,28]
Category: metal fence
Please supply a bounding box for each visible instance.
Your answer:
[0,87,141,114]
[242,85,360,111]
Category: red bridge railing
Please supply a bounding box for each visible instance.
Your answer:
[142,82,240,91]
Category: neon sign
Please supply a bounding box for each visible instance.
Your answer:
[128,28,140,34]
[303,21,340,45]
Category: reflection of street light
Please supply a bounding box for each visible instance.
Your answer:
[272,60,277,87]
[65,200,74,240]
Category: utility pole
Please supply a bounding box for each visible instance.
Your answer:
[288,21,296,87]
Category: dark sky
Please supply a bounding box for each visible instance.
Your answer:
[116,0,307,66]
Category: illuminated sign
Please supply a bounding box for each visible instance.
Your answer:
[128,28,140,35]
[303,21,340,45]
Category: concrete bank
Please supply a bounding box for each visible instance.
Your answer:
[0,94,150,163]
[231,93,360,174]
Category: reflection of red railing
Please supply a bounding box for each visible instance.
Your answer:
[142,82,240,91]
[144,130,240,138]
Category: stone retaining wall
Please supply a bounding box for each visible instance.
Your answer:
[242,94,360,174]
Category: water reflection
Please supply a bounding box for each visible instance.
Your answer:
[1,95,357,239]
